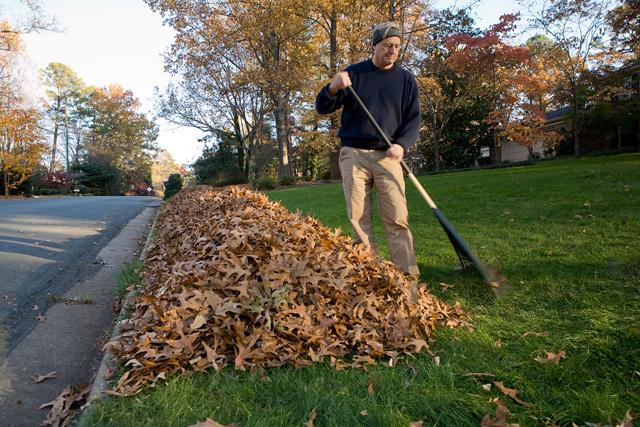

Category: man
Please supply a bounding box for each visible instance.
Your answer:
[315,21,421,278]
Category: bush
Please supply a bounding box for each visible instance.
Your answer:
[252,176,277,190]
[279,175,296,186]
[164,174,183,200]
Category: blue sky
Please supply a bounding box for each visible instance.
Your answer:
[12,0,523,166]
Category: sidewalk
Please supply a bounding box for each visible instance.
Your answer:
[0,203,159,427]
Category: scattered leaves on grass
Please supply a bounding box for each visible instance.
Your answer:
[40,382,91,427]
[439,282,454,292]
[409,421,424,427]
[534,351,566,364]
[482,383,492,391]
[33,371,57,383]
[463,372,495,378]
[481,398,518,427]
[367,380,375,396]
[187,419,239,427]
[106,186,469,395]
[304,408,317,427]
[360,409,368,416]
[522,331,548,338]
[617,410,633,427]
[493,382,532,407]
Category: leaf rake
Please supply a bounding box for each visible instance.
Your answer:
[347,85,505,289]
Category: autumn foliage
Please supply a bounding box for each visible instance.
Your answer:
[107,186,468,395]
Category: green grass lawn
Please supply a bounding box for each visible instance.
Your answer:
[85,154,639,426]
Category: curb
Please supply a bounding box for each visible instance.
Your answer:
[75,204,161,425]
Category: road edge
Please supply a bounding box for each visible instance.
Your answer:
[75,203,161,426]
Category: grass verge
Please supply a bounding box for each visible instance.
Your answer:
[85,154,639,426]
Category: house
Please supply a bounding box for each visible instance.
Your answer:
[500,62,639,162]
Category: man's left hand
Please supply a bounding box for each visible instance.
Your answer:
[386,144,404,161]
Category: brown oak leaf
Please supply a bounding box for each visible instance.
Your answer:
[493,381,532,407]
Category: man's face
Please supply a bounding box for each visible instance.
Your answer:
[372,36,401,69]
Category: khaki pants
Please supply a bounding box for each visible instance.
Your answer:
[339,147,419,277]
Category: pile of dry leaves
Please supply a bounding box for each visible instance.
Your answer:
[106,186,469,395]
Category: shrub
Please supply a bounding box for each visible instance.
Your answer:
[164,174,183,200]
[252,176,277,190]
[279,175,296,186]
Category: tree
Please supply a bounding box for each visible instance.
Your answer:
[446,14,530,163]
[85,84,158,194]
[525,0,613,156]
[41,62,85,172]
[145,0,318,179]
[607,0,640,58]
[414,7,480,171]
[0,0,57,50]
[0,107,47,195]
[151,149,185,195]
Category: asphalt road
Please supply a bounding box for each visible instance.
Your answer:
[0,196,155,352]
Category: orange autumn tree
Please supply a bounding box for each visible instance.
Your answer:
[146,0,318,179]
[0,107,47,195]
[85,84,158,194]
[445,14,530,163]
[500,35,564,159]
[0,22,47,195]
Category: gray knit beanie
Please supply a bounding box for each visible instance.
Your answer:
[371,22,402,45]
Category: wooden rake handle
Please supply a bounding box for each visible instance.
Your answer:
[346,85,438,210]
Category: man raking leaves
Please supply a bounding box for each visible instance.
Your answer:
[316,22,421,280]
[316,22,504,287]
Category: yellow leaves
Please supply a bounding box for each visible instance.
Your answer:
[109,186,468,395]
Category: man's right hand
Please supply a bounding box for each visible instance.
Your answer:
[328,71,351,96]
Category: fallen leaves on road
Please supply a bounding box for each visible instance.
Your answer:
[106,186,469,395]
[40,382,91,427]
[33,371,57,383]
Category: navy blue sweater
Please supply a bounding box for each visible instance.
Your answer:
[315,59,421,151]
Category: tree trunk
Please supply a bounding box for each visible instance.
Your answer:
[274,94,291,178]
[50,98,61,172]
[50,121,59,172]
[269,32,291,178]
[491,129,502,164]
[3,171,8,196]
[64,102,70,172]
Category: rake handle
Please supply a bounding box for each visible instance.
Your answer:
[346,86,438,210]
